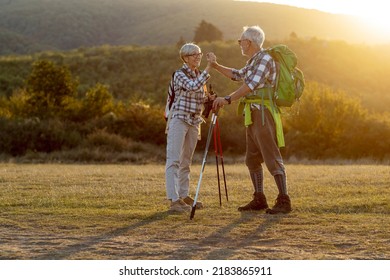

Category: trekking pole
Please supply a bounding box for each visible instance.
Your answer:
[190,110,218,220]
[213,121,222,206]
[215,119,228,202]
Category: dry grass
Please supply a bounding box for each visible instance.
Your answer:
[0,163,389,260]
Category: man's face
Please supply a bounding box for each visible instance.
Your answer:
[238,36,251,56]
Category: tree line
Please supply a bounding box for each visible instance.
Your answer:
[0,38,389,161]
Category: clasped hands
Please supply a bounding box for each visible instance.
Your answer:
[206,52,230,111]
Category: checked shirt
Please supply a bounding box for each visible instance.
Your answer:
[171,63,210,126]
[232,49,285,147]
[232,49,277,92]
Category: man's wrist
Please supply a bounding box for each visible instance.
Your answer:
[224,95,232,104]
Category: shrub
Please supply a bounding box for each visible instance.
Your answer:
[0,118,82,156]
[85,129,129,152]
[81,83,114,120]
[111,100,166,145]
[283,82,377,159]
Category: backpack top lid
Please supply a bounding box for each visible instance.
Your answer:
[258,44,304,107]
[266,44,298,71]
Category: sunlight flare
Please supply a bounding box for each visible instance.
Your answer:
[240,0,390,38]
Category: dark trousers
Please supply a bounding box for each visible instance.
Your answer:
[245,108,285,176]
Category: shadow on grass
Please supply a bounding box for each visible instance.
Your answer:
[205,214,284,259]
[167,212,284,260]
[36,210,284,260]
[37,211,171,260]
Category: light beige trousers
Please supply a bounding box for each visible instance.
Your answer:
[165,118,199,202]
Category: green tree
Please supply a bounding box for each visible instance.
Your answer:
[289,32,298,40]
[82,83,114,120]
[284,82,367,159]
[193,20,223,43]
[25,60,78,118]
[176,36,186,49]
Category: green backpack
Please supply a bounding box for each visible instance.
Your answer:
[257,44,305,107]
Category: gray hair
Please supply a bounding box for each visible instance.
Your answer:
[179,43,201,62]
[242,26,265,48]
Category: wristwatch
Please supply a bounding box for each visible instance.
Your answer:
[224,95,231,104]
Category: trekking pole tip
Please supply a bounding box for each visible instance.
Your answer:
[190,206,196,220]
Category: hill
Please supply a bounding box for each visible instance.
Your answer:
[0,0,388,55]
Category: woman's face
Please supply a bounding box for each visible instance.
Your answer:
[184,48,203,70]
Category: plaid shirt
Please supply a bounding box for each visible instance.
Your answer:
[171,63,210,126]
[232,50,277,91]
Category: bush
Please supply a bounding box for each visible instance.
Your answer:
[81,83,114,120]
[0,118,82,156]
[85,129,129,152]
[283,82,390,159]
[110,100,167,145]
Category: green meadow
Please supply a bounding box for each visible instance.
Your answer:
[0,163,388,260]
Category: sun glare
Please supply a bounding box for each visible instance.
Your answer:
[357,9,390,36]
[245,0,390,39]
[335,0,390,37]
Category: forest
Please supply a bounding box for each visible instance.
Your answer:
[0,36,389,162]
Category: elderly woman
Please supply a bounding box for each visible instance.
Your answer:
[165,43,213,213]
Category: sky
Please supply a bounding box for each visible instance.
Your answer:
[239,0,390,35]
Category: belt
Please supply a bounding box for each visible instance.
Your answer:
[173,110,200,119]
[189,113,198,118]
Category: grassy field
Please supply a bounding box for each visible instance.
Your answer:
[0,163,389,260]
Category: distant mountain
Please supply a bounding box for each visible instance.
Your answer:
[0,0,387,55]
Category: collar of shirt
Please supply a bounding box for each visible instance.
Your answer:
[182,63,199,78]
[246,49,265,65]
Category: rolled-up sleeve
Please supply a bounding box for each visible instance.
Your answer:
[175,70,210,92]
[231,67,244,82]
[231,53,276,91]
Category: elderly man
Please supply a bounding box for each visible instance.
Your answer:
[209,26,291,214]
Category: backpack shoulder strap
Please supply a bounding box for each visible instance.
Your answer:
[165,68,188,134]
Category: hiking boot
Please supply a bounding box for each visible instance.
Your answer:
[266,194,292,214]
[182,196,204,209]
[169,199,191,213]
[238,192,268,211]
